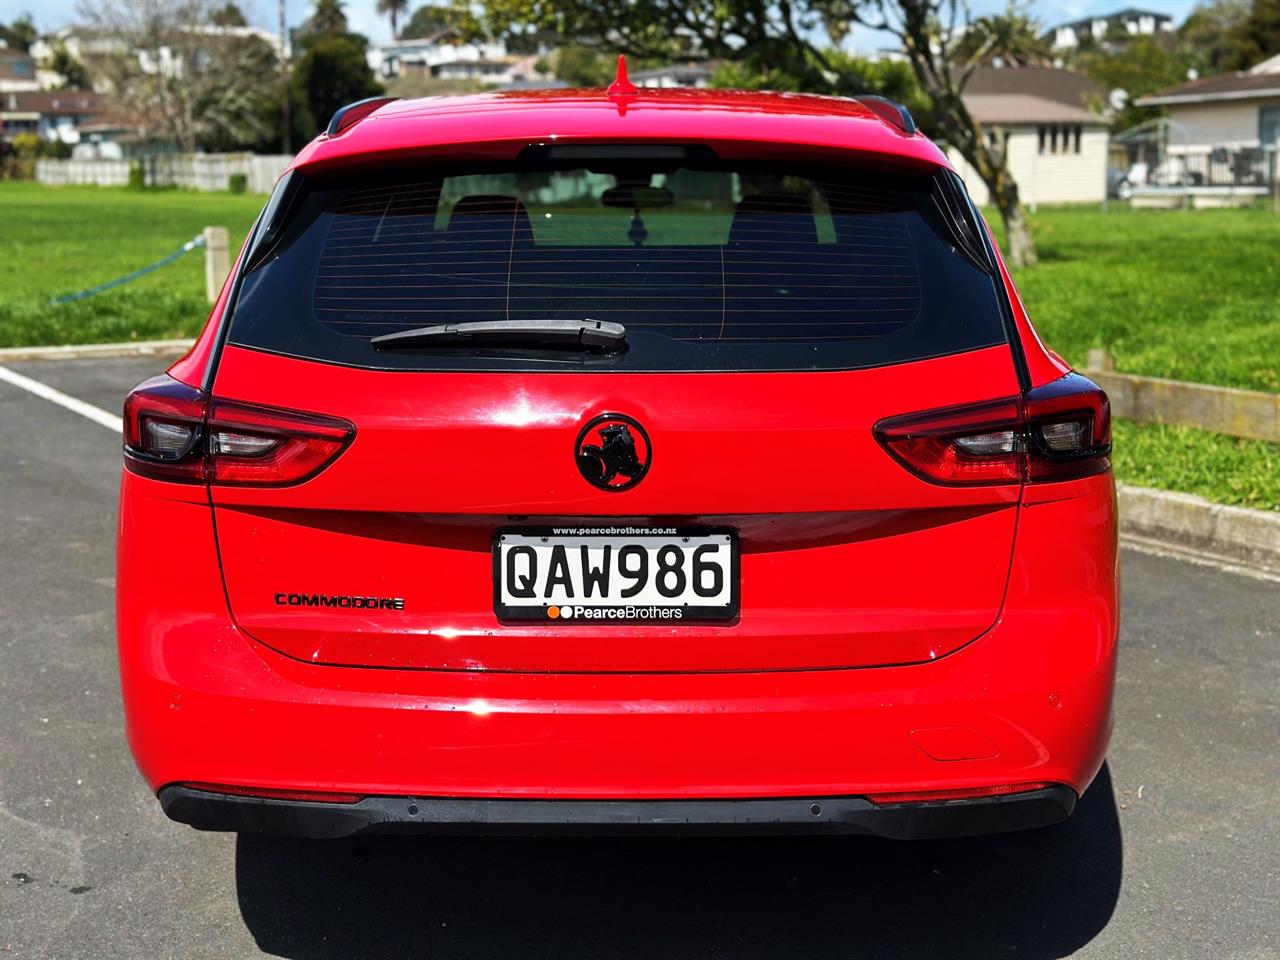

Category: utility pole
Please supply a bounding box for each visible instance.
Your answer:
[280,0,291,154]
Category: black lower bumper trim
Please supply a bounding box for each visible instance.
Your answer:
[158,785,1076,840]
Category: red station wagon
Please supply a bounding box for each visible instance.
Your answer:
[117,64,1117,839]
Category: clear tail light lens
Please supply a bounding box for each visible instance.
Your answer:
[874,372,1111,486]
[123,374,354,486]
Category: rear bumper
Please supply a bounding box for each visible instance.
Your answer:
[118,471,1118,837]
[159,784,1077,840]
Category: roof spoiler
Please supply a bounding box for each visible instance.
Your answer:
[326,96,399,137]
[854,96,917,136]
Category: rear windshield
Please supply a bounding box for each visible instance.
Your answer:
[227,157,1007,372]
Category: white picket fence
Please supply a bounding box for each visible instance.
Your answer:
[35,153,291,193]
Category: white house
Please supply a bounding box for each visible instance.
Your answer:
[947,68,1111,205]
[1135,53,1280,151]
[27,25,285,92]
[630,63,715,89]
[366,31,527,86]
[1047,6,1174,51]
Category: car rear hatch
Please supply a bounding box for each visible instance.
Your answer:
[205,147,1024,673]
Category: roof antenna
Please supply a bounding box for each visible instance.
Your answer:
[607,55,638,97]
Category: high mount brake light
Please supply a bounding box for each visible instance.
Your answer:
[874,372,1111,486]
[122,374,354,486]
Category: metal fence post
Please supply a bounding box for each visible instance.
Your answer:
[203,226,230,303]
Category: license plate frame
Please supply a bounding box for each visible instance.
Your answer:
[493,525,739,624]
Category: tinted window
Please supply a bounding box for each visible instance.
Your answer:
[229,159,1007,372]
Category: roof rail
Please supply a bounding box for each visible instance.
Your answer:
[326,96,399,137]
[854,96,917,136]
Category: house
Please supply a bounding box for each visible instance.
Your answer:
[0,89,107,144]
[1135,53,1280,150]
[0,45,40,92]
[366,31,524,85]
[630,63,715,89]
[27,25,285,92]
[947,68,1111,205]
[1047,7,1174,51]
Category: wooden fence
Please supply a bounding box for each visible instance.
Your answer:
[1086,350,1279,444]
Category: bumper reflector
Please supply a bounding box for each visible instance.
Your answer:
[180,782,364,804]
[866,782,1055,805]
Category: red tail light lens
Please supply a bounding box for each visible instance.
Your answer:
[122,376,208,482]
[1023,371,1112,482]
[123,374,354,486]
[874,372,1111,486]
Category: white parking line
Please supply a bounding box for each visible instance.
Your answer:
[0,364,123,433]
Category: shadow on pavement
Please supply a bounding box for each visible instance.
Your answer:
[235,764,1121,959]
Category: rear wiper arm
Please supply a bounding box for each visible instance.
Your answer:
[371,318,626,352]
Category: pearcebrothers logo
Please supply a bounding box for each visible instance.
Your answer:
[546,604,684,620]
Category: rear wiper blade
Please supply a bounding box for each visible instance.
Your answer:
[371,318,626,351]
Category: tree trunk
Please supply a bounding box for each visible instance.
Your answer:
[988,169,1037,268]
[995,188,1036,268]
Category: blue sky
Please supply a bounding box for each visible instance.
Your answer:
[17,0,1203,50]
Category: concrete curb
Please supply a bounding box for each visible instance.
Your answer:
[0,339,194,363]
[1118,484,1280,577]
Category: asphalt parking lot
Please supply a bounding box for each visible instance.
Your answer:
[1,355,1277,960]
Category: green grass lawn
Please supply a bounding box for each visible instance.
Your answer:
[0,182,262,347]
[1,183,1276,509]
[994,203,1280,393]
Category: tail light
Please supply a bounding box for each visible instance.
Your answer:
[874,372,1111,486]
[123,374,354,486]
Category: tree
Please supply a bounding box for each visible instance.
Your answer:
[47,40,93,90]
[476,0,1048,265]
[198,32,292,152]
[954,9,1052,67]
[553,45,613,86]
[209,1,247,27]
[400,4,468,40]
[0,13,38,52]
[1179,0,1252,73]
[711,47,928,117]
[75,0,285,152]
[377,0,411,38]
[308,0,349,36]
[291,34,383,139]
[850,1,1050,265]
[1227,0,1280,70]
[1076,35,1197,131]
[478,0,845,92]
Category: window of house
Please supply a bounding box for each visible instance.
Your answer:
[1261,107,1280,147]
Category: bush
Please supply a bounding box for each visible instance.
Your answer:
[227,172,248,194]
[127,160,145,190]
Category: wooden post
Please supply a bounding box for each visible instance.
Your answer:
[203,226,229,303]
[1086,348,1116,372]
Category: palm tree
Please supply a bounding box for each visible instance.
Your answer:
[377,0,410,39]
[310,0,348,35]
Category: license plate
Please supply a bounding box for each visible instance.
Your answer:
[494,526,738,623]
